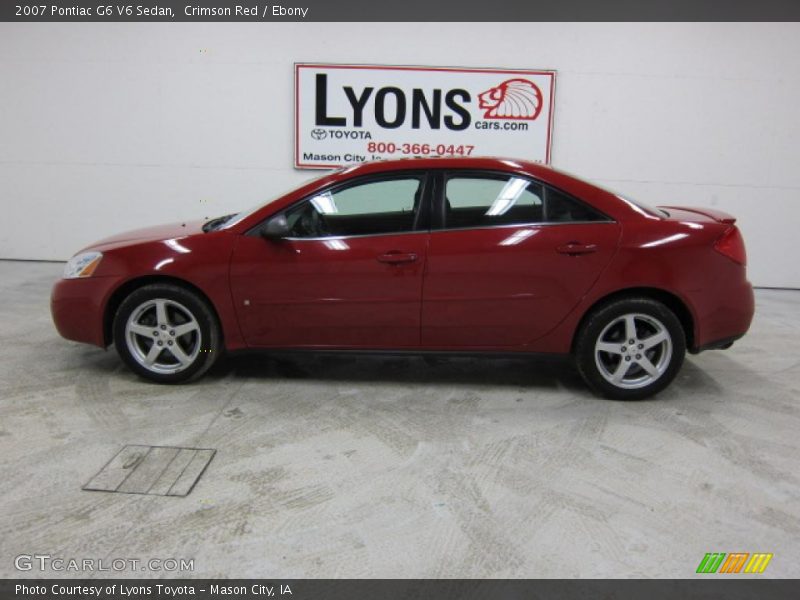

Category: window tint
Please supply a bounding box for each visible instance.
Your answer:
[284,177,422,238]
[444,176,544,228]
[443,174,607,229]
[546,187,606,222]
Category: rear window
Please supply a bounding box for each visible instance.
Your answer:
[614,194,667,218]
[545,164,667,218]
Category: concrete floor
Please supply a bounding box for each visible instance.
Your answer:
[0,260,798,578]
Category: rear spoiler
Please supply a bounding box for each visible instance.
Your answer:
[659,206,737,224]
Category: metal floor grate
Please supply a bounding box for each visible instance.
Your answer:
[83,445,216,497]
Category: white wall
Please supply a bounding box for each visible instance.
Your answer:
[1,22,798,287]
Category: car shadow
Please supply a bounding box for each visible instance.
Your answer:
[65,343,746,403]
[208,351,588,393]
[207,350,742,403]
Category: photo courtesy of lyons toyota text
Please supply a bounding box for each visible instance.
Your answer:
[1,1,799,597]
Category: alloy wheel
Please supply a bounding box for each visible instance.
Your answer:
[124,298,202,375]
[594,313,673,390]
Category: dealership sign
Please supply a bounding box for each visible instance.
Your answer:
[295,63,556,169]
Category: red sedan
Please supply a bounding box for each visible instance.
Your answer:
[51,157,754,399]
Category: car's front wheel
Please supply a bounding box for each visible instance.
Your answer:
[113,283,221,383]
[575,297,686,400]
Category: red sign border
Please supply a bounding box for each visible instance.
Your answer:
[294,62,557,170]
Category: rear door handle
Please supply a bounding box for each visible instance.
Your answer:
[377,251,418,265]
[556,242,598,256]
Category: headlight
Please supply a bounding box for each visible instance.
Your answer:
[63,251,103,279]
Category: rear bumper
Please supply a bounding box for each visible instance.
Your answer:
[691,280,754,351]
[690,333,745,354]
[51,276,122,348]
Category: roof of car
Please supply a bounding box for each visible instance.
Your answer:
[333,156,596,190]
[334,157,611,200]
[339,156,553,175]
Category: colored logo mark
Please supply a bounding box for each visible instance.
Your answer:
[477,79,543,120]
[696,552,773,574]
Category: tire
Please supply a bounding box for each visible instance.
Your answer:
[574,297,686,400]
[113,283,221,383]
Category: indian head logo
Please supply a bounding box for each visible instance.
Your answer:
[478,78,543,120]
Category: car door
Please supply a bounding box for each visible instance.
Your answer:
[421,171,621,348]
[229,172,431,348]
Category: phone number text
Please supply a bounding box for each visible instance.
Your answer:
[367,142,475,156]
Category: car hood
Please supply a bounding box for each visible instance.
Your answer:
[83,220,207,252]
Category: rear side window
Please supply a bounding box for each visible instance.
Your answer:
[545,187,606,222]
[445,175,544,228]
[443,173,607,229]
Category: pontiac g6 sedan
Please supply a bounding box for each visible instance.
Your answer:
[51,157,754,399]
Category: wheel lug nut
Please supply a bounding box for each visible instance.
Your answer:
[628,339,635,345]
[170,330,175,336]
[636,354,641,359]
[168,341,173,346]
[160,324,167,330]
[625,356,631,361]
[621,346,627,352]
[153,331,158,337]
[157,341,163,346]
[638,344,643,349]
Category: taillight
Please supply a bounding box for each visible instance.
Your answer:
[714,226,746,266]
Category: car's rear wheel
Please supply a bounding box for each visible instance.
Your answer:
[113,283,220,383]
[575,297,686,400]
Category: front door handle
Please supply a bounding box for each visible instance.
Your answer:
[556,242,598,256]
[377,251,418,265]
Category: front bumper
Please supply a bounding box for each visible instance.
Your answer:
[51,276,122,348]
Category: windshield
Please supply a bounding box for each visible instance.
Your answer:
[204,169,345,232]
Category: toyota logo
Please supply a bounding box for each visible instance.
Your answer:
[310,129,327,140]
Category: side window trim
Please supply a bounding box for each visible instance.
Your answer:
[247,170,433,239]
[432,169,614,232]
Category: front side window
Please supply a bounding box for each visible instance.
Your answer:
[443,173,607,229]
[284,177,423,238]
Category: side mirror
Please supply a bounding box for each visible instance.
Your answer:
[260,214,290,240]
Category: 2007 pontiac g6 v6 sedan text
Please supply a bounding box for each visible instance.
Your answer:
[51,157,754,399]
